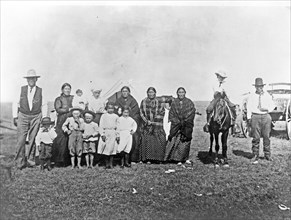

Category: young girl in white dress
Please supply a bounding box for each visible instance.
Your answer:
[116,106,137,168]
[97,102,119,169]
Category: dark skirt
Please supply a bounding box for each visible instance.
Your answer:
[52,114,70,165]
[164,134,191,162]
[130,130,141,162]
[140,128,167,162]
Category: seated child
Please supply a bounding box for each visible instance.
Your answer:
[82,110,99,168]
[62,107,85,169]
[97,102,119,169]
[73,89,88,110]
[116,106,137,168]
[35,117,57,171]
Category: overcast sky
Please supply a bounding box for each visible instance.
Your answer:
[1,2,290,104]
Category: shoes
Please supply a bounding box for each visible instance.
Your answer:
[177,162,182,166]
[265,156,273,161]
[251,155,259,164]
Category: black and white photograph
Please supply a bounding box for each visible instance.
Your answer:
[0,1,290,219]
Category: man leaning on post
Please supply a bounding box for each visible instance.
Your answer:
[13,69,47,170]
[246,77,275,165]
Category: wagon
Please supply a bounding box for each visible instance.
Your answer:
[240,83,291,139]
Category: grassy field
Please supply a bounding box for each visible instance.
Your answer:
[0,102,290,220]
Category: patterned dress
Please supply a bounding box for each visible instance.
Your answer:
[97,113,119,156]
[139,97,167,162]
[164,97,196,162]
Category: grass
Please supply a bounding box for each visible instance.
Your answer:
[0,102,291,220]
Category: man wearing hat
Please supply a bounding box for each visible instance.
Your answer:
[246,77,275,164]
[13,69,47,169]
[35,117,57,171]
[204,70,236,132]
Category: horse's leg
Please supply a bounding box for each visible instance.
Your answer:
[214,133,220,166]
[221,130,229,167]
[208,133,214,157]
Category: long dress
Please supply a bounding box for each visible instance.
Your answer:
[139,97,167,162]
[52,94,73,165]
[115,95,141,162]
[164,97,196,162]
[97,113,119,155]
[116,116,137,154]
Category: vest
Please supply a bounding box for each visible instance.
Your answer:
[19,86,42,115]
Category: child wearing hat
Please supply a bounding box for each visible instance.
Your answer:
[35,117,57,171]
[97,102,119,169]
[62,107,85,169]
[116,106,137,168]
[82,110,99,168]
[73,89,88,110]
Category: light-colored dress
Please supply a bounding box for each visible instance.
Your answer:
[88,96,107,124]
[116,116,137,154]
[72,95,88,110]
[97,113,119,155]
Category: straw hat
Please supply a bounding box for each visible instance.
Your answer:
[23,69,41,78]
[215,70,227,78]
[83,110,96,118]
[70,106,83,113]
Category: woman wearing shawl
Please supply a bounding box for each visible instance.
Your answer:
[115,86,141,163]
[52,83,74,166]
[139,87,168,163]
[164,87,196,165]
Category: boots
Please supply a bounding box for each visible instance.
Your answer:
[203,113,211,133]
[47,159,52,171]
[124,153,131,168]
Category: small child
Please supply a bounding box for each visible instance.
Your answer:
[35,117,57,171]
[62,107,85,169]
[73,89,88,110]
[116,106,137,168]
[97,102,119,169]
[82,110,99,168]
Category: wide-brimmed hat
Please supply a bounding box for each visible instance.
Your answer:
[215,70,227,78]
[70,106,83,113]
[41,117,54,125]
[253,78,266,86]
[23,69,41,78]
[83,110,96,118]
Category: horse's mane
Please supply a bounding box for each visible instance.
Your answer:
[212,99,231,131]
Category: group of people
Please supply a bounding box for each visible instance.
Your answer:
[13,69,275,170]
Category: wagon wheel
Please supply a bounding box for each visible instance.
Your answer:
[240,120,248,138]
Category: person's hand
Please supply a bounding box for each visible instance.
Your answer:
[67,130,72,135]
[101,136,106,142]
[116,137,120,144]
[13,117,18,127]
[82,134,88,139]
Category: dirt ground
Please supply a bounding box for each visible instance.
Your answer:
[0,103,290,220]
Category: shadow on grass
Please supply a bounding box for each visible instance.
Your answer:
[197,151,213,164]
[232,150,253,159]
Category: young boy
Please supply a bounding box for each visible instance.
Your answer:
[82,110,99,168]
[97,102,119,169]
[116,106,137,168]
[73,89,88,110]
[62,107,85,169]
[35,117,57,171]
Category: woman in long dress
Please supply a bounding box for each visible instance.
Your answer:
[164,87,196,165]
[139,87,168,163]
[52,83,74,166]
[115,86,141,163]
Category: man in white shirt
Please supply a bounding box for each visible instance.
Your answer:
[246,77,275,164]
[204,70,236,132]
[13,69,47,169]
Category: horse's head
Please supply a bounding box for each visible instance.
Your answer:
[213,99,227,125]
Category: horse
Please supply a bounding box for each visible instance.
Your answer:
[208,98,232,167]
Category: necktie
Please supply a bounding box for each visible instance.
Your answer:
[258,94,262,109]
[30,87,33,93]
